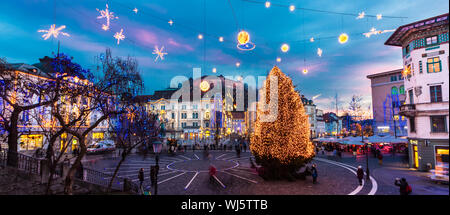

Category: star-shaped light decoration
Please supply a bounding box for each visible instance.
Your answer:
[317,48,323,57]
[133,8,138,14]
[376,14,382,20]
[114,29,125,45]
[168,20,174,26]
[152,46,168,62]
[38,24,70,40]
[96,4,118,31]
[356,11,365,19]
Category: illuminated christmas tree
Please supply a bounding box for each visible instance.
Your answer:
[250,66,315,180]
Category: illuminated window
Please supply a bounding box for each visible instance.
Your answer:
[430,116,447,133]
[92,132,104,139]
[427,57,441,73]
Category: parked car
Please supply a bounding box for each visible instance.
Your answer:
[87,140,115,154]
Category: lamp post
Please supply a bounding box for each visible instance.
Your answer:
[363,137,370,180]
[152,140,162,195]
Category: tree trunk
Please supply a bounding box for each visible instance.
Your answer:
[106,149,129,193]
[7,110,20,167]
[63,137,86,195]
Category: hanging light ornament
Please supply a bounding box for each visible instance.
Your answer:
[376,14,383,20]
[317,48,323,57]
[96,4,118,31]
[236,62,241,67]
[356,11,365,19]
[212,68,217,73]
[289,5,295,12]
[200,81,210,92]
[152,45,168,62]
[302,68,308,74]
[338,33,349,44]
[219,37,224,42]
[38,24,70,40]
[310,37,315,42]
[236,30,255,51]
[265,1,271,8]
[276,57,281,62]
[113,29,125,45]
[281,43,290,52]
[168,20,174,26]
[237,30,250,45]
[198,34,203,39]
[133,8,138,14]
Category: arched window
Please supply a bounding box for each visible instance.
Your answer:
[391,86,398,95]
[399,85,405,94]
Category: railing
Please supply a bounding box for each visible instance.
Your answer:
[399,104,416,112]
[0,148,139,194]
[0,149,42,174]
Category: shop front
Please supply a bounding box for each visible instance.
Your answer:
[434,145,449,178]
[19,134,43,151]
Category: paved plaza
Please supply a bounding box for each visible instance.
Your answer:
[83,150,387,195]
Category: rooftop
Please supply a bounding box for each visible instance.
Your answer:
[366,69,403,79]
[385,13,449,46]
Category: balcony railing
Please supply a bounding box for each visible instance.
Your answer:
[399,104,416,116]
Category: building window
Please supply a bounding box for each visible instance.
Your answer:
[419,61,423,73]
[426,35,438,46]
[398,74,404,80]
[193,122,198,127]
[171,112,175,119]
[409,117,416,133]
[430,85,442,103]
[181,113,187,119]
[192,112,198,119]
[405,44,410,55]
[427,57,441,73]
[182,105,186,110]
[181,122,186,128]
[193,104,198,110]
[399,85,405,94]
[408,89,414,104]
[205,122,209,127]
[390,75,398,82]
[391,86,399,95]
[206,104,209,109]
[161,105,165,110]
[430,116,447,133]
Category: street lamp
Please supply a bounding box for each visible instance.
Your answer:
[152,140,162,195]
[363,137,370,180]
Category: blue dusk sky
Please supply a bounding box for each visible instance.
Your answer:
[0,0,448,112]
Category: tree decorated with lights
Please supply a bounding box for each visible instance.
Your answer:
[250,66,315,180]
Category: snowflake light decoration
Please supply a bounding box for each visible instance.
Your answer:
[38,24,70,40]
[356,11,365,19]
[114,29,125,44]
[96,4,118,31]
[152,46,168,62]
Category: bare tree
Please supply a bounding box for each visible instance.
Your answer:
[106,103,160,192]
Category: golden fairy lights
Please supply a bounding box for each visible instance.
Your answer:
[198,34,203,40]
[250,66,315,165]
[200,81,210,92]
[265,1,271,8]
[96,4,118,31]
[237,30,250,45]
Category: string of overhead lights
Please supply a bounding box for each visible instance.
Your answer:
[41,0,402,74]
[241,0,408,19]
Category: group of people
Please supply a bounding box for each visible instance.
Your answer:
[138,164,160,195]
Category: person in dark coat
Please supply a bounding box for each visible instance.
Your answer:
[357,166,364,185]
[138,168,145,190]
[311,164,318,184]
[395,178,411,195]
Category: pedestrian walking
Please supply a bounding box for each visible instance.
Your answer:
[378,153,383,165]
[357,166,364,185]
[395,178,412,195]
[311,164,318,184]
[138,168,145,192]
